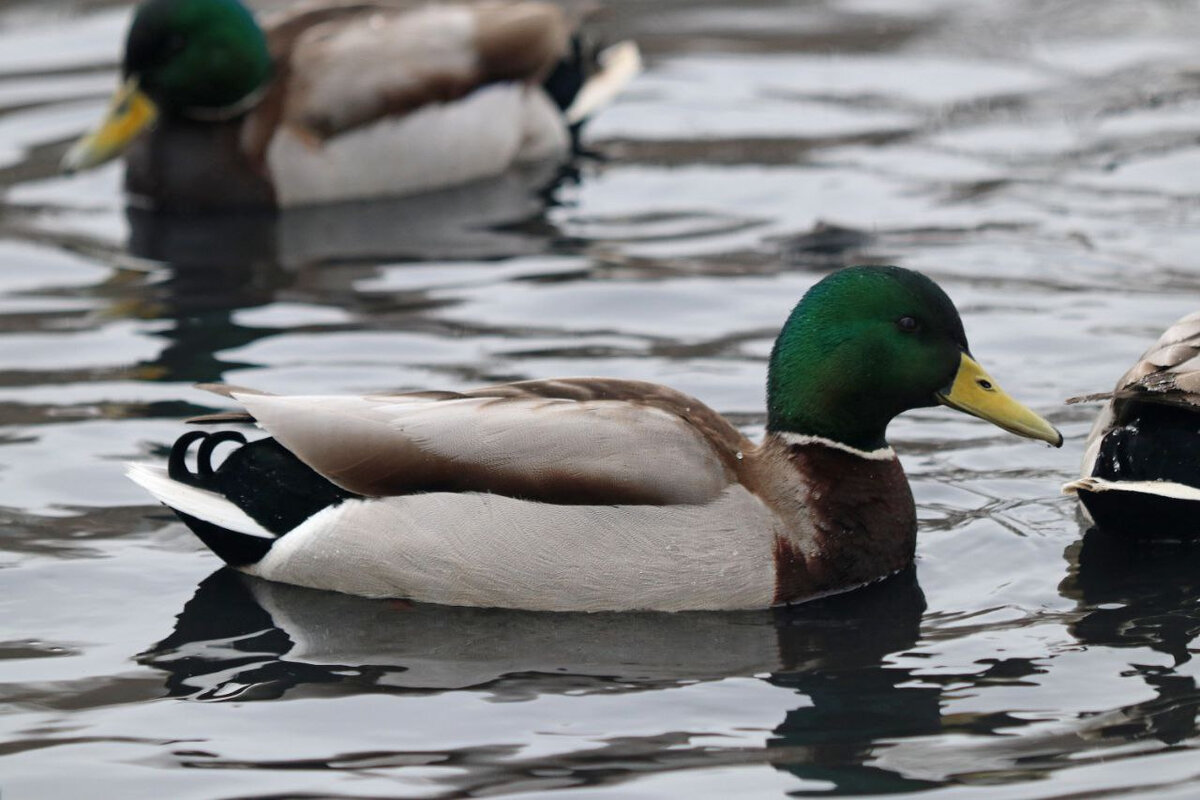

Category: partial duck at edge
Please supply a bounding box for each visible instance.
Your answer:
[1064,311,1200,539]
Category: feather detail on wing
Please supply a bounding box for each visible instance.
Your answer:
[183,383,269,424]
[219,378,748,505]
[241,3,379,165]
[269,2,568,142]
[1110,311,1200,408]
[194,382,271,399]
[1077,311,1200,475]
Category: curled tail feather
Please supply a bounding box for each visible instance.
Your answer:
[129,431,358,566]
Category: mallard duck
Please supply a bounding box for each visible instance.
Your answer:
[128,266,1062,611]
[61,0,640,209]
[1063,311,1200,538]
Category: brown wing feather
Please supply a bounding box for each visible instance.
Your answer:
[194,382,272,399]
[1079,311,1200,471]
[185,383,270,424]
[186,411,256,424]
[241,3,381,164]
[221,378,749,505]
[460,377,751,474]
[1110,311,1200,409]
[473,2,569,82]
[251,1,568,143]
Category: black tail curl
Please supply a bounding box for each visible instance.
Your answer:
[543,33,611,152]
[170,430,247,484]
[168,430,359,539]
[543,35,589,114]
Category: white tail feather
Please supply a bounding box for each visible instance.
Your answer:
[1062,475,1200,501]
[564,40,642,125]
[126,463,274,539]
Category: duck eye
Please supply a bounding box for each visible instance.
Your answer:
[896,315,920,333]
[165,33,187,55]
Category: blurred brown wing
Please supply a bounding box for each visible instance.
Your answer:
[277,2,566,140]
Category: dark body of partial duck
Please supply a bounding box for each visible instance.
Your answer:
[129,266,1062,611]
[63,0,639,209]
[1064,311,1200,538]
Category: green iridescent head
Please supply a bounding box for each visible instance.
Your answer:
[62,0,272,172]
[123,0,272,115]
[767,266,1061,451]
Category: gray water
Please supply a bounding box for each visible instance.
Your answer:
[3,0,1200,797]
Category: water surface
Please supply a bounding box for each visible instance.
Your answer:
[3,0,1200,797]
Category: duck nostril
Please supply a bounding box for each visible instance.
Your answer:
[978,379,993,390]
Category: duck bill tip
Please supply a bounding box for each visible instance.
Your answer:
[937,353,1063,447]
[61,78,157,174]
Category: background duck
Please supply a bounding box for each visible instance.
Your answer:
[61,0,640,209]
[1064,312,1200,538]
[128,266,1062,612]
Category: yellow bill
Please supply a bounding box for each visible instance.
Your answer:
[937,352,1062,446]
[61,78,158,173]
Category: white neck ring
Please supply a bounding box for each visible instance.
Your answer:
[774,431,896,461]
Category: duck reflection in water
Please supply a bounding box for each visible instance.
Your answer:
[126,164,563,270]
[849,532,1200,788]
[123,166,567,385]
[141,567,940,792]
[1061,526,1200,746]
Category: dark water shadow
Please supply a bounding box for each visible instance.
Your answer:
[121,166,571,386]
[1060,524,1200,747]
[765,574,940,796]
[752,527,1200,794]
[138,568,922,701]
[126,164,566,273]
[136,568,942,793]
[134,536,1200,792]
